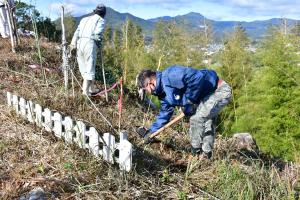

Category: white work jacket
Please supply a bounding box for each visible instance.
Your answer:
[71,14,105,47]
[0,0,14,7]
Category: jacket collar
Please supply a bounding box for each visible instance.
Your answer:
[154,71,163,96]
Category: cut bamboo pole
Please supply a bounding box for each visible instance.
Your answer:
[118,78,123,131]
[31,11,47,84]
[61,6,69,91]
[101,49,108,102]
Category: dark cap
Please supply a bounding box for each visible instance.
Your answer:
[94,4,106,18]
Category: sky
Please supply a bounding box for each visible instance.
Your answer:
[25,0,300,22]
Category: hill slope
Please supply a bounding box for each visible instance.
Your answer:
[0,37,299,199]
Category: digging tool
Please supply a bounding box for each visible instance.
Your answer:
[149,112,185,139]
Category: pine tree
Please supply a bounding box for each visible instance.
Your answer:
[231,28,300,160]
[152,21,188,69]
[121,19,146,84]
[54,14,76,42]
[97,25,123,84]
[188,19,214,68]
[16,1,59,41]
[218,24,253,134]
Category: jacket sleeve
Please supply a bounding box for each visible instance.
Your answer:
[1,0,14,7]
[149,99,174,134]
[92,18,105,42]
[7,0,14,6]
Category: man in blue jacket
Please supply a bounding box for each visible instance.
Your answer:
[136,65,232,159]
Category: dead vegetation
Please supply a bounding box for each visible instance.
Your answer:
[0,38,299,199]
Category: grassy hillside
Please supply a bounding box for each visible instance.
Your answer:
[0,36,299,199]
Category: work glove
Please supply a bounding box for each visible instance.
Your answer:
[95,40,102,48]
[183,103,198,117]
[11,6,16,12]
[136,127,154,144]
[191,146,202,156]
[69,45,76,56]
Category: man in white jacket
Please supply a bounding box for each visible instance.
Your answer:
[0,0,14,38]
[70,4,106,96]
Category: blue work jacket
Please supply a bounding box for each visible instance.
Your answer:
[149,65,219,133]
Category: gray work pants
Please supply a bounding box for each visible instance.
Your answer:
[189,81,232,153]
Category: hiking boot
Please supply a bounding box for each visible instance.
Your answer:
[191,147,202,156]
[199,151,212,160]
[82,79,91,96]
[89,80,100,94]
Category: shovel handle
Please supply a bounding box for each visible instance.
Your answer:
[150,112,185,138]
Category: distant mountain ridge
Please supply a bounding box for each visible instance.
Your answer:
[75,7,299,40]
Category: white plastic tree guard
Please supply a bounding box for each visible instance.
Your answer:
[27,101,34,123]
[6,92,133,171]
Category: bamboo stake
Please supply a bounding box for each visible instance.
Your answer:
[61,6,69,91]
[123,20,129,83]
[101,49,108,102]
[12,9,19,45]
[71,70,75,97]
[31,11,47,84]
[118,77,123,131]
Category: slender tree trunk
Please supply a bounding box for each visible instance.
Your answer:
[101,49,108,102]
[242,63,248,99]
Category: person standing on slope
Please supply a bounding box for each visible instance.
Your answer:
[70,4,106,96]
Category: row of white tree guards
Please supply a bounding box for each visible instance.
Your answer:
[6,92,133,171]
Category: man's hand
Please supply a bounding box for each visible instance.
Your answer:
[10,5,16,12]
[69,45,76,56]
[183,103,198,117]
[136,127,154,144]
[96,41,102,48]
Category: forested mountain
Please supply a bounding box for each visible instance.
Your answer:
[75,7,299,39]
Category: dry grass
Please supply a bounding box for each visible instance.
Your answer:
[0,37,299,199]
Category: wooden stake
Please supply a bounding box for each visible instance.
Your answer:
[31,11,47,84]
[118,78,123,131]
[61,6,69,91]
[101,49,108,102]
